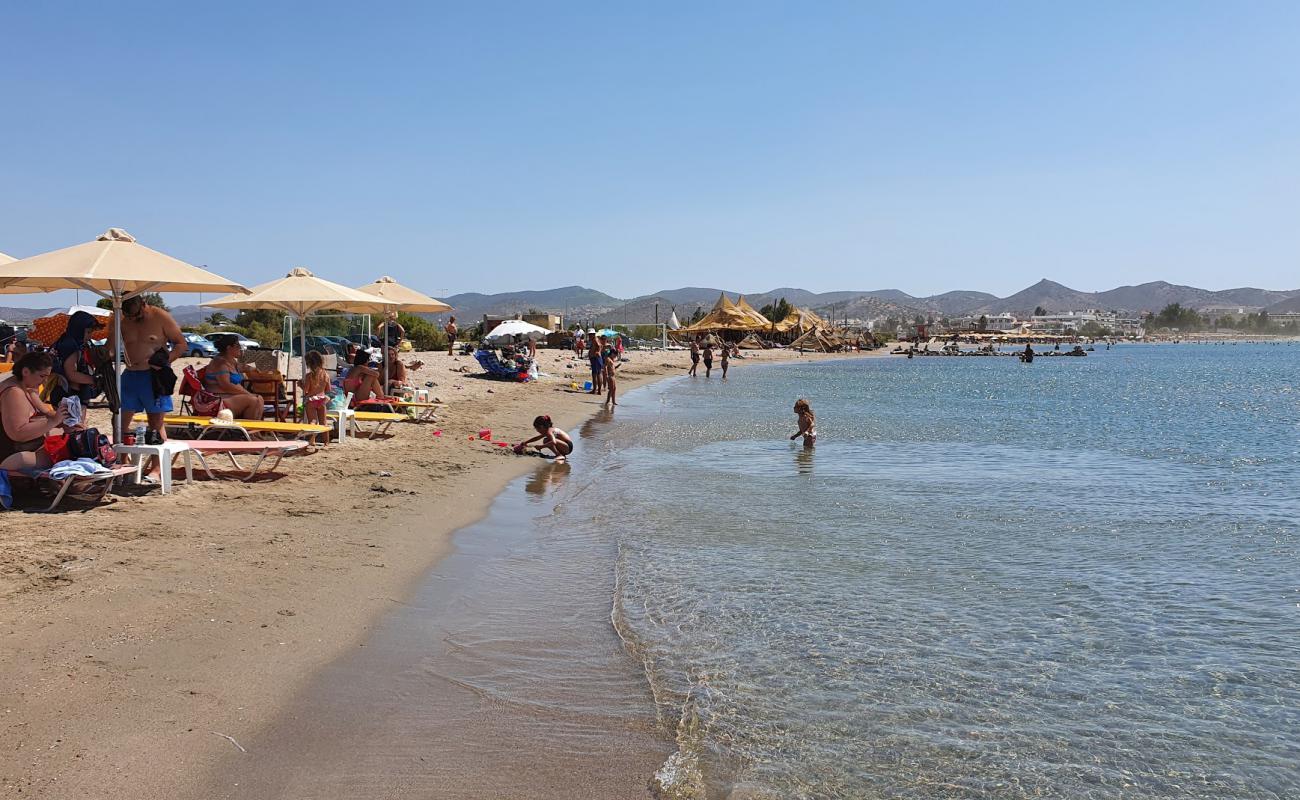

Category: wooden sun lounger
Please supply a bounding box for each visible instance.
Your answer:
[184,440,308,481]
[147,415,331,441]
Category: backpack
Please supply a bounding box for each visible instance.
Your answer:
[68,427,116,467]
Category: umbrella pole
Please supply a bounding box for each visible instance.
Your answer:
[382,314,391,397]
[113,293,124,444]
[299,315,307,380]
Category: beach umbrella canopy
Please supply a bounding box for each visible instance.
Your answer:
[355,276,452,313]
[29,306,112,347]
[206,267,399,378]
[356,276,453,393]
[0,251,55,295]
[484,319,551,342]
[0,228,249,440]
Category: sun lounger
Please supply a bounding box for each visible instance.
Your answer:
[185,440,308,481]
[16,464,136,513]
[473,349,532,381]
[138,415,331,441]
[327,409,404,438]
[356,399,438,421]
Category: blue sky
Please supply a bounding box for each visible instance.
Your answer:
[2,1,1298,307]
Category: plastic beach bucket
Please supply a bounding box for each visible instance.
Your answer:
[478,429,491,440]
[583,381,593,391]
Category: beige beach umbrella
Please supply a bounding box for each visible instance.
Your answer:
[0,228,249,439]
[0,251,56,295]
[355,276,452,392]
[206,267,400,378]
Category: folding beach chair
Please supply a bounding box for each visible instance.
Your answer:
[8,464,137,513]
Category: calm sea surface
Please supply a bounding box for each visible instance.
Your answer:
[581,344,1299,798]
[222,344,1299,799]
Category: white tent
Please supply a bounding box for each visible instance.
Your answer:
[667,310,681,330]
[484,319,550,342]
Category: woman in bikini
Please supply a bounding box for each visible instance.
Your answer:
[790,398,816,447]
[0,352,71,474]
[343,349,385,406]
[514,415,574,461]
[203,335,263,420]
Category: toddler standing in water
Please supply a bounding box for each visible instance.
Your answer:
[302,350,332,446]
[790,398,816,446]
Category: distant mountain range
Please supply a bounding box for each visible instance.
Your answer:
[2,279,1297,327]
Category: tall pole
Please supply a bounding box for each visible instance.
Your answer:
[654,301,659,325]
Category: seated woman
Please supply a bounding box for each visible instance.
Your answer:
[1,352,71,474]
[202,335,264,420]
[384,347,411,390]
[342,349,385,406]
[52,310,101,404]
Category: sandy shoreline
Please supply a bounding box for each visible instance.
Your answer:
[0,346,885,798]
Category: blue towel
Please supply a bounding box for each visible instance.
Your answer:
[47,458,112,480]
[0,469,11,510]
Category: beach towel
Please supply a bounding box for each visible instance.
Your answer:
[0,470,11,510]
[47,458,112,480]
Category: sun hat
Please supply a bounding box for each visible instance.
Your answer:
[209,408,238,426]
[587,328,596,334]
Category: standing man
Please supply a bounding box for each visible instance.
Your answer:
[113,295,185,458]
[444,316,458,356]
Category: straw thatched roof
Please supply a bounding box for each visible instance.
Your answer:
[773,307,830,334]
[678,292,767,333]
[734,295,773,329]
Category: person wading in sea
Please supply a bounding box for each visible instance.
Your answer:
[790,398,816,447]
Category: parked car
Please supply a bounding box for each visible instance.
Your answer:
[346,333,383,349]
[282,335,349,356]
[183,333,219,358]
[204,332,262,349]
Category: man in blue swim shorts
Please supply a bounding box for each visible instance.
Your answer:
[113,296,186,468]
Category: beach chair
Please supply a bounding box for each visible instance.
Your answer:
[355,399,438,421]
[246,370,293,421]
[141,414,331,442]
[185,440,308,481]
[346,410,405,438]
[9,464,137,513]
[179,366,225,417]
[473,349,530,381]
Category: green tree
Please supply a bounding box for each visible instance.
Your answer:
[1079,321,1112,338]
[1033,305,1047,317]
[1151,303,1203,331]
[759,297,793,324]
[97,293,169,311]
[689,306,705,324]
[397,312,447,351]
[206,312,231,326]
[977,314,988,331]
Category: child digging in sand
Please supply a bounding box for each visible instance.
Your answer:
[790,398,816,447]
[302,350,332,446]
[514,415,574,461]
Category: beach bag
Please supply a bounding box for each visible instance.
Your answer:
[43,433,72,464]
[189,367,226,417]
[69,427,116,467]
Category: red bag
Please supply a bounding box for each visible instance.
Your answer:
[43,433,71,463]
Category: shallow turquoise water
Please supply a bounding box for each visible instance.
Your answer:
[570,344,1299,798]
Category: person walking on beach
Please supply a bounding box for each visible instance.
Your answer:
[588,334,605,395]
[702,341,714,377]
[720,344,730,380]
[688,338,700,376]
[790,398,816,447]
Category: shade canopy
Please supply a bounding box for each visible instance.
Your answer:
[679,292,767,333]
[734,295,773,328]
[355,276,452,313]
[0,252,14,265]
[206,267,400,316]
[484,319,551,341]
[0,229,248,296]
[0,251,56,295]
[773,307,831,334]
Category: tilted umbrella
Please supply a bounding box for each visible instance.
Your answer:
[205,267,399,379]
[0,228,249,440]
[483,319,551,341]
[355,276,453,393]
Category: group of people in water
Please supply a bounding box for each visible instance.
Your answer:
[687,337,735,379]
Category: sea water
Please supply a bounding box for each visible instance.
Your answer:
[578,344,1298,798]
[218,344,1299,799]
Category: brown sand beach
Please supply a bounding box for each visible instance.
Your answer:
[0,346,884,799]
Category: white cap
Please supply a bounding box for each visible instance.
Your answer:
[587,328,596,334]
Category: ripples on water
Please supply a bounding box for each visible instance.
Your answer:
[570,345,1299,799]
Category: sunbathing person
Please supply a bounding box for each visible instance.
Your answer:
[203,335,264,420]
[0,352,70,474]
[343,349,385,405]
[513,415,574,461]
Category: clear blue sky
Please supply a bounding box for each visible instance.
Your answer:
[2,1,1298,307]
